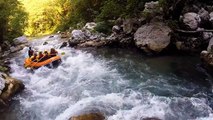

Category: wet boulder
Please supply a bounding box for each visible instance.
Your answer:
[68,40,81,47]
[134,22,171,53]
[43,41,48,45]
[69,113,105,120]
[0,73,24,107]
[182,12,201,30]
[60,42,68,49]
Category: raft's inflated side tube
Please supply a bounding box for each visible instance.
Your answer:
[24,56,61,68]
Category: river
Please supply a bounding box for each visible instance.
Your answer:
[1,35,213,120]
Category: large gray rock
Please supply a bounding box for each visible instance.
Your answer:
[207,37,213,52]
[71,30,87,41]
[10,45,25,53]
[134,22,171,53]
[13,36,28,46]
[0,74,24,107]
[198,8,210,22]
[182,12,201,30]
[210,12,213,26]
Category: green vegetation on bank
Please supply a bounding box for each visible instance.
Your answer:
[20,0,156,36]
[0,0,158,47]
[0,0,27,46]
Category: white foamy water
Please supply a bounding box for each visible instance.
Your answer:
[6,35,213,120]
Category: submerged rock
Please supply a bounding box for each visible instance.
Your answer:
[134,22,171,53]
[0,73,24,107]
[60,42,68,49]
[142,117,162,120]
[69,113,105,120]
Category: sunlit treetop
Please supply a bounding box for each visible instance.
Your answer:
[19,0,69,36]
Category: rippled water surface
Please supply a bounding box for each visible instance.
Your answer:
[1,35,213,120]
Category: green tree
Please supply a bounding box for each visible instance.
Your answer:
[0,0,27,45]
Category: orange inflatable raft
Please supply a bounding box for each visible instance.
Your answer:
[24,56,61,68]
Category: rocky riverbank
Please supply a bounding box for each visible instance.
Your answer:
[1,1,213,119]
[57,1,213,74]
[0,36,27,108]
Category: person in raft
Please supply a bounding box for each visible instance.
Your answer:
[29,48,59,62]
[36,51,44,62]
[28,47,34,57]
[30,53,38,62]
[49,48,58,57]
[43,51,49,61]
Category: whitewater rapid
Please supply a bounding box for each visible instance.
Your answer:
[6,35,213,120]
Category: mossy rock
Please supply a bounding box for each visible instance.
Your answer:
[0,66,8,73]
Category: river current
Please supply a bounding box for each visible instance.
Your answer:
[1,35,213,120]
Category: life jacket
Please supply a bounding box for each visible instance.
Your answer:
[43,51,49,60]
[31,55,37,62]
[49,50,58,57]
[37,53,44,62]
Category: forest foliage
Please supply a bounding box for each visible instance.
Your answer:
[0,0,27,44]
[0,0,172,45]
